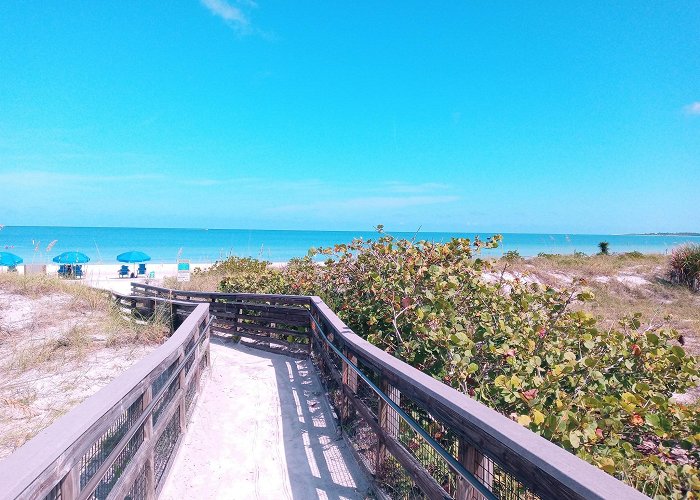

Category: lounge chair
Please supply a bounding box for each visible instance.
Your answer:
[118,265,129,278]
[138,263,146,276]
[58,265,68,278]
[74,265,83,279]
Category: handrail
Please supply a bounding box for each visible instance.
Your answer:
[123,284,649,499]
[309,313,496,500]
[0,299,211,500]
[308,296,648,499]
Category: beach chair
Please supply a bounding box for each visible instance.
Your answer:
[138,263,146,276]
[74,265,83,279]
[58,265,68,278]
[118,265,129,278]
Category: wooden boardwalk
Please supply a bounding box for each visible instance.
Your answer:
[159,338,369,500]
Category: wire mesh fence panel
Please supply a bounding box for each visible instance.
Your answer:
[184,352,195,375]
[354,360,381,417]
[151,361,178,396]
[185,377,197,416]
[375,455,426,500]
[152,379,180,426]
[85,423,145,500]
[154,408,181,487]
[79,395,144,490]
[199,352,208,372]
[184,336,195,356]
[391,396,460,495]
[123,464,148,500]
[487,460,539,500]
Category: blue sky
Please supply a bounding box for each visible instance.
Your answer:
[0,1,698,233]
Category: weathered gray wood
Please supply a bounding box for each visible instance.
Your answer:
[0,303,209,500]
[456,441,493,500]
[238,337,309,359]
[231,322,309,339]
[143,386,156,500]
[233,330,308,350]
[308,297,647,500]
[59,466,79,499]
[104,434,152,500]
[215,310,310,327]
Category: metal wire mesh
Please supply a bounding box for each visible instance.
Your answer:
[184,336,195,355]
[152,378,180,425]
[86,423,145,500]
[123,464,148,500]
[199,351,208,372]
[185,377,197,416]
[151,360,177,396]
[79,396,144,489]
[311,314,540,500]
[184,352,195,375]
[154,408,181,487]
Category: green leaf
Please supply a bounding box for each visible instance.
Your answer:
[645,413,660,428]
[670,346,685,358]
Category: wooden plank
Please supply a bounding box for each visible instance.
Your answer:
[456,441,493,500]
[59,466,79,499]
[238,338,308,359]
[234,322,309,339]
[213,302,310,317]
[212,310,310,327]
[234,330,308,351]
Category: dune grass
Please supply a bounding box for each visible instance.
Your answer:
[0,273,168,457]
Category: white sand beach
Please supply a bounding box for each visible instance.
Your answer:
[2,263,214,295]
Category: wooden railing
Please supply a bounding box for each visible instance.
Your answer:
[131,283,311,358]
[135,283,648,500]
[0,296,210,500]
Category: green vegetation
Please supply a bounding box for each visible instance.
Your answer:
[188,233,699,497]
[500,250,523,262]
[0,273,168,457]
[669,243,700,292]
[598,241,610,255]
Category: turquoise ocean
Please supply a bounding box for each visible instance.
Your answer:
[1,226,699,264]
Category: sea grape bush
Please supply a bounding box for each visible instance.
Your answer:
[217,231,699,497]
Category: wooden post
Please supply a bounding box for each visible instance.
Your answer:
[456,440,493,500]
[377,378,400,471]
[178,354,187,434]
[341,349,358,423]
[143,387,156,500]
[59,465,79,499]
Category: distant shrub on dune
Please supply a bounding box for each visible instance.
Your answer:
[500,250,522,262]
[669,244,700,292]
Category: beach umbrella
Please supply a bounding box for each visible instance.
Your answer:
[0,252,23,267]
[53,251,90,264]
[116,251,151,263]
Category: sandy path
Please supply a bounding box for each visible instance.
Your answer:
[159,339,369,500]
